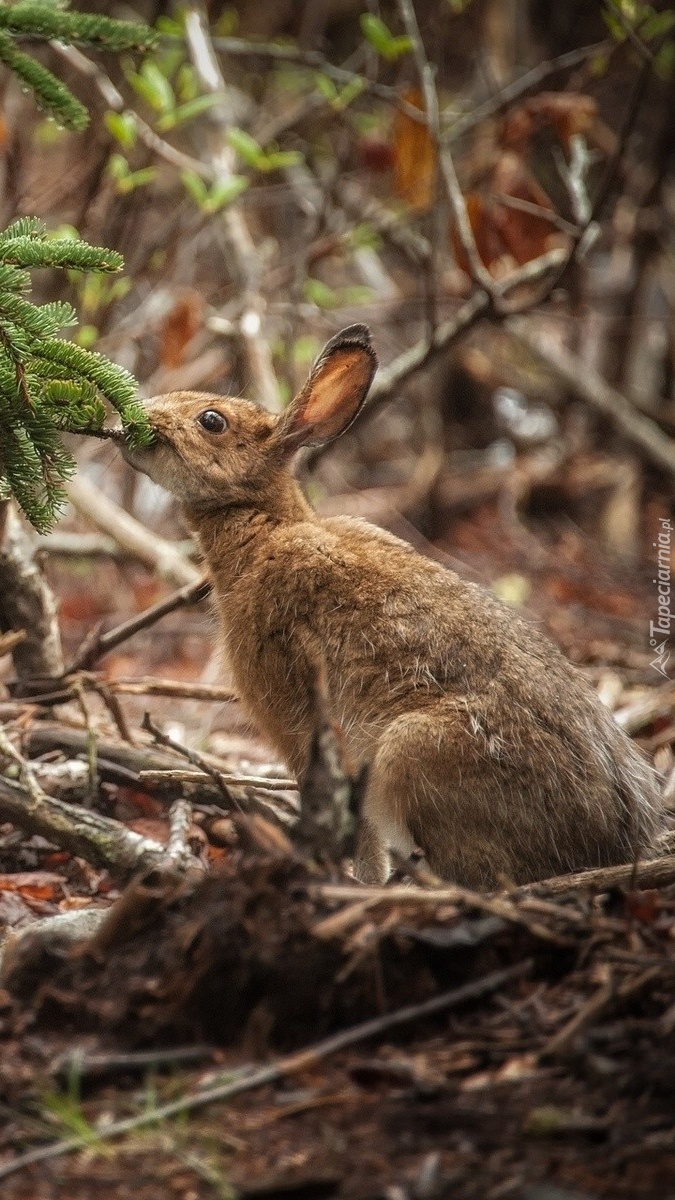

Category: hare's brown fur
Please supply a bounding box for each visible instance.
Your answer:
[123,326,660,887]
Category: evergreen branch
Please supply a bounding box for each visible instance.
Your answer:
[0,5,154,52]
[0,236,123,272]
[0,4,157,53]
[36,337,137,406]
[0,226,152,528]
[0,215,46,244]
[0,30,88,130]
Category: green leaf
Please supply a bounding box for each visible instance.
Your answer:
[115,166,158,193]
[315,73,338,102]
[181,169,209,206]
[639,8,675,40]
[303,278,340,309]
[156,92,223,131]
[128,61,174,114]
[204,176,248,212]
[655,38,675,76]
[332,76,366,111]
[73,324,99,349]
[228,127,265,168]
[104,110,137,149]
[259,149,303,172]
[359,14,413,61]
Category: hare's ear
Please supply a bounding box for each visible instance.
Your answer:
[278,324,377,451]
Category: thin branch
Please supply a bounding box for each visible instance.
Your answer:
[36,533,198,561]
[308,244,568,467]
[447,41,612,141]
[140,769,295,792]
[0,961,530,1183]
[522,853,675,896]
[184,4,280,412]
[66,475,201,589]
[397,0,496,297]
[67,577,211,673]
[507,318,675,479]
[103,676,235,703]
[142,712,238,808]
[53,43,215,180]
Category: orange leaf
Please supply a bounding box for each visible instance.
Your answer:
[0,871,65,902]
[359,136,395,173]
[392,88,436,212]
[624,889,660,924]
[491,152,564,266]
[160,289,204,370]
[450,193,510,277]
[501,92,597,153]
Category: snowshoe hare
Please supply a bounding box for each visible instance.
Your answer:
[122,325,660,887]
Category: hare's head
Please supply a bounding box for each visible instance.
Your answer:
[123,325,377,513]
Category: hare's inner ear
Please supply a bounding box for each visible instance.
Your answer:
[278,324,377,452]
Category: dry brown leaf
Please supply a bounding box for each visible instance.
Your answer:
[159,289,205,370]
[392,87,436,212]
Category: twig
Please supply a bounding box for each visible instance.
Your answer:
[141,712,238,808]
[53,43,215,181]
[0,960,530,1183]
[103,676,235,703]
[447,41,612,141]
[509,52,654,315]
[522,853,675,895]
[67,578,211,673]
[314,883,571,944]
[184,4,280,412]
[0,733,194,880]
[398,0,496,298]
[540,976,615,1059]
[167,798,194,862]
[140,769,295,792]
[309,245,568,467]
[50,1045,216,1081]
[507,319,675,479]
[36,533,198,561]
[66,475,201,589]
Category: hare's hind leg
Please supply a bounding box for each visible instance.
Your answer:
[357,708,517,889]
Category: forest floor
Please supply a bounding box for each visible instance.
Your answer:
[1,505,675,1200]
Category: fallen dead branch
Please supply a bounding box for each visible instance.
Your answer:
[526,852,675,895]
[0,728,200,880]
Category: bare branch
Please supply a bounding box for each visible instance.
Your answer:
[66,476,201,589]
[507,318,675,479]
[397,0,496,297]
[184,4,280,412]
[0,730,197,880]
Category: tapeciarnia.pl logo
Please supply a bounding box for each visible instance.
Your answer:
[650,517,673,679]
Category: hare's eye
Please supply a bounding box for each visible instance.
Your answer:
[198,409,227,434]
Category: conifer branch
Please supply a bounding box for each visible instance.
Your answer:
[0,2,155,130]
[0,223,151,533]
